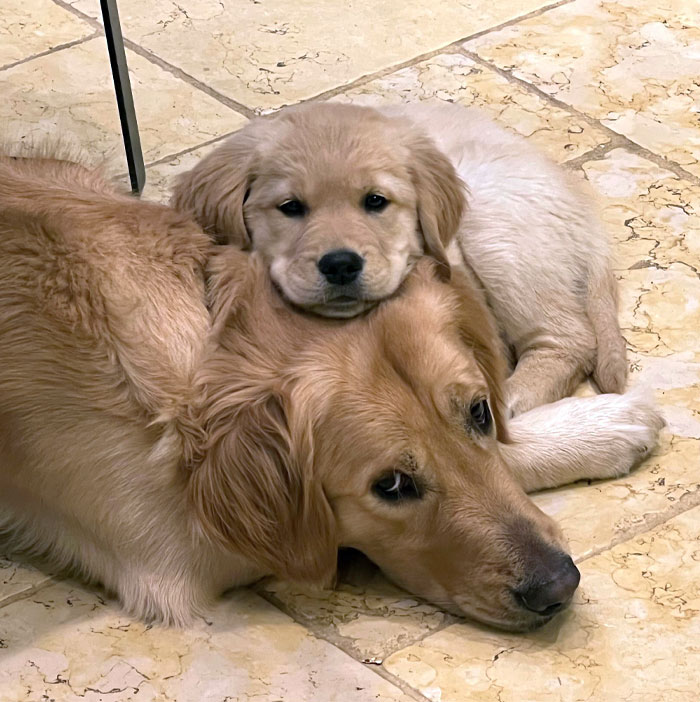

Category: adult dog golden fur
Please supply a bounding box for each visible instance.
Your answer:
[0,155,663,631]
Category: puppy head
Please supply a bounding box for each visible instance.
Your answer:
[185,252,577,632]
[171,103,465,318]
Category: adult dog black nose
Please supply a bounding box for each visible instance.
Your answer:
[514,555,580,616]
[318,250,364,285]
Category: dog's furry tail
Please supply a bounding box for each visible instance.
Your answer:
[587,266,628,394]
[0,136,123,201]
[0,134,89,163]
[0,133,125,188]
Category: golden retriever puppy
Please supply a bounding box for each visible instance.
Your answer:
[172,102,463,318]
[0,155,662,631]
[172,101,627,415]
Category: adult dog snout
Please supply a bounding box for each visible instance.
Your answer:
[318,249,364,285]
[514,554,580,616]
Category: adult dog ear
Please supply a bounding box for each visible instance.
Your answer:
[407,133,466,279]
[205,245,261,339]
[188,384,337,586]
[449,266,510,443]
[391,259,509,442]
[171,126,261,247]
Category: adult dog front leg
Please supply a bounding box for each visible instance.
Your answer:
[500,390,665,493]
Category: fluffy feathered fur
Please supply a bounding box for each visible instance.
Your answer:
[0,153,662,631]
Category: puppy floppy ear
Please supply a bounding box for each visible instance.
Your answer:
[171,127,260,247]
[407,133,466,279]
[188,385,337,586]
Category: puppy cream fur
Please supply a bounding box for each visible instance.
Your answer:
[382,103,627,414]
[173,102,627,414]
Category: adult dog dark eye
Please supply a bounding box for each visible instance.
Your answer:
[470,399,492,434]
[373,471,421,502]
[364,193,389,212]
[278,199,306,217]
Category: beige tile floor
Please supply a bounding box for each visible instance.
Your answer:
[1,0,699,700]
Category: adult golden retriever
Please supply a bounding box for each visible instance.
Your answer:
[172,101,627,415]
[0,155,662,631]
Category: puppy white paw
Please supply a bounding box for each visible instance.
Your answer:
[570,389,665,481]
[506,388,666,490]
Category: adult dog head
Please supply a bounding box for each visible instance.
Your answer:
[185,252,578,632]
[172,103,465,318]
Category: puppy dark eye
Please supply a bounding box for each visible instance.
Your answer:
[278,199,306,217]
[470,399,492,434]
[364,193,389,212]
[373,471,421,502]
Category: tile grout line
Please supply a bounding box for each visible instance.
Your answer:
[49,1,106,32]
[257,584,461,659]
[561,139,627,171]
[574,484,700,566]
[110,129,244,186]
[458,46,700,186]
[357,661,434,702]
[292,0,579,106]
[462,0,578,41]
[72,1,582,172]
[301,46,465,105]
[254,587,434,702]
[144,128,240,168]
[0,32,99,72]
[49,0,255,119]
[49,0,576,120]
[120,40,257,119]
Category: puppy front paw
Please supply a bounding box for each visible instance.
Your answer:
[580,390,666,481]
[503,388,666,491]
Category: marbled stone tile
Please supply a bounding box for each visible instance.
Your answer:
[0,38,245,173]
[142,141,225,204]
[261,569,452,663]
[0,583,413,702]
[584,149,700,281]
[383,506,700,702]
[0,555,51,607]
[0,0,93,69]
[69,0,559,110]
[529,149,700,560]
[466,0,700,176]
[333,52,609,163]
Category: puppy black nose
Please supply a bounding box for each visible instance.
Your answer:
[514,555,580,616]
[318,250,364,285]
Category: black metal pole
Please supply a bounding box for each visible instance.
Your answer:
[100,0,146,193]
